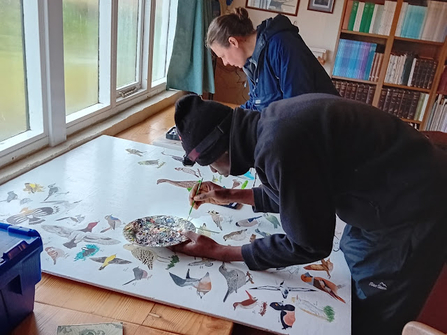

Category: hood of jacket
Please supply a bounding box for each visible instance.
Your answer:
[244,15,299,79]
[229,107,260,176]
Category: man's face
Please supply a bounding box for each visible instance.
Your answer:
[211,40,246,68]
[209,152,230,177]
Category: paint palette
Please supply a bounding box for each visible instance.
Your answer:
[123,215,195,247]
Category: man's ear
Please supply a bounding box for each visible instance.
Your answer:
[228,36,239,48]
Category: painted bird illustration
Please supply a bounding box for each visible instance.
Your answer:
[232,179,241,189]
[126,148,144,156]
[270,302,296,330]
[74,244,100,261]
[188,258,214,268]
[254,228,271,237]
[156,179,197,190]
[43,183,67,201]
[295,295,335,322]
[175,167,201,178]
[0,191,18,203]
[304,258,334,278]
[236,216,262,227]
[90,254,131,270]
[233,290,258,310]
[7,206,60,225]
[169,269,212,298]
[161,150,183,162]
[45,246,66,265]
[41,200,81,212]
[123,266,150,285]
[197,223,220,237]
[138,159,159,166]
[208,210,223,231]
[223,229,247,241]
[166,254,180,270]
[42,221,120,249]
[263,213,281,229]
[123,244,170,270]
[20,198,32,205]
[23,183,44,194]
[56,214,85,224]
[250,280,316,299]
[100,214,122,233]
[301,272,346,303]
[219,262,253,302]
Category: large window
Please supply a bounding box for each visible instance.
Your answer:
[0,0,177,168]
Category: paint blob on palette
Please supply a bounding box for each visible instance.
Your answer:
[123,215,195,247]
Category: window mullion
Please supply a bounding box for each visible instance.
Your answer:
[99,1,112,107]
[146,0,156,87]
[43,0,66,146]
[110,0,119,103]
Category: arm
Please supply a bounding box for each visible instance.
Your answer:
[170,231,244,262]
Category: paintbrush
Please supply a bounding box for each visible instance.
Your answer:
[187,178,203,221]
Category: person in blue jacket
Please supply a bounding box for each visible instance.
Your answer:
[207,7,339,111]
[172,94,447,335]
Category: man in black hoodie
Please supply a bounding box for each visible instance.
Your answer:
[173,94,447,335]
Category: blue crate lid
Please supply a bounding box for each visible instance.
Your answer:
[0,222,43,274]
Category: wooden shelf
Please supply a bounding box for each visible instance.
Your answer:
[341,30,388,39]
[382,83,431,93]
[332,76,378,85]
[393,36,445,46]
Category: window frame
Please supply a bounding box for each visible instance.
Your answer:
[0,0,173,169]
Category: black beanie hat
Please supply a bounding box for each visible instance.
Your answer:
[175,94,233,166]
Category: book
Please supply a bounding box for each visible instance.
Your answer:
[57,322,124,335]
[369,4,379,33]
[354,1,365,31]
[348,1,360,30]
[378,88,387,110]
[419,93,429,122]
[408,91,422,120]
[366,85,376,105]
[343,1,354,30]
[371,4,384,34]
[395,2,408,37]
[437,66,447,94]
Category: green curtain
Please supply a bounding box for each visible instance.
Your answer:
[166,0,215,95]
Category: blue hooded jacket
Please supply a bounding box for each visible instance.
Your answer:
[241,15,339,111]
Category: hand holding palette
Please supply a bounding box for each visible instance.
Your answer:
[123,215,196,247]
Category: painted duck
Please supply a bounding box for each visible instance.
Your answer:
[301,272,345,303]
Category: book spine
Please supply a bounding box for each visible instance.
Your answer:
[342,0,354,30]
[348,1,360,31]
[354,1,365,31]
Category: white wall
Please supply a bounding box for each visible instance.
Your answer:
[225,0,344,74]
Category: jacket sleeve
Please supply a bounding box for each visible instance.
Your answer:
[252,186,280,213]
[268,35,323,98]
[242,128,336,270]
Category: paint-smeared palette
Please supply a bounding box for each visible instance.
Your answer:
[123,215,195,247]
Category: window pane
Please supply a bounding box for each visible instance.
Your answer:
[117,0,139,89]
[152,0,170,83]
[0,0,27,142]
[63,0,99,116]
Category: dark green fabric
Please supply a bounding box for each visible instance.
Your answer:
[167,0,215,94]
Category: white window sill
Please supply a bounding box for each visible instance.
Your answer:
[0,90,184,186]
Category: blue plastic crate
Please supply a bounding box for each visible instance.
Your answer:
[0,222,43,334]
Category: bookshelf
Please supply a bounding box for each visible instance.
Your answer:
[332,0,447,130]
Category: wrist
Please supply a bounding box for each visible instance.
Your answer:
[214,245,244,262]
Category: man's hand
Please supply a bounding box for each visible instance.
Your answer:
[170,231,244,262]
[189,181,255,209]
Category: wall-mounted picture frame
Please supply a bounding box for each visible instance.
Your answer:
[245,0,300,16]
[307,0,335,13]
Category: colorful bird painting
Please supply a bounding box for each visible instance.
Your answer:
[100,214,122,233]
[23,183,44,194]
[123,244,170,270]
[126,148,144,156]
[304,258,334,278]
[7,206,60,225]
[301,272,346,303]
[250,280,316,299]
[0,191,18,203]
[138,159,159,166]
[90,254,132,270]
[44,183,68,201]
[188,258,214,268]
[41,222,120,249]
[233,290,258,310]
[208,210,223,231]
[169,269,212,298]
[74,244,100,261]
[123,266,150,285]
[45,246,66,265]
[223,229,247,241]
[254,228,271,237]
[219,262,253,302]
[263,213,281,229]
[270,302,296,330]
[42,200,81,212]
[235,216,261,227]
